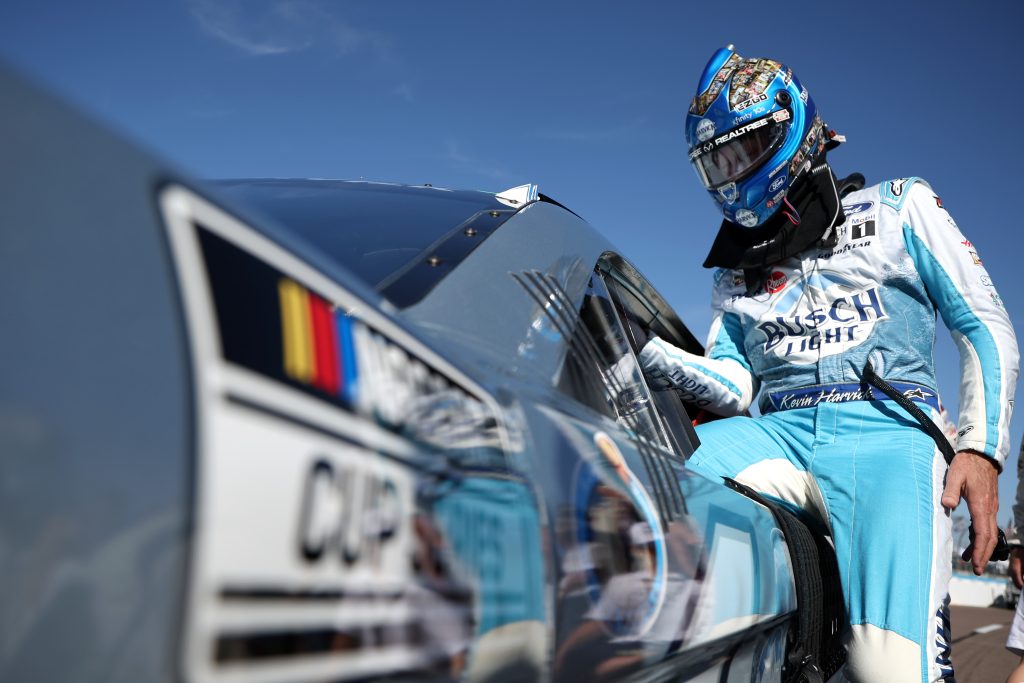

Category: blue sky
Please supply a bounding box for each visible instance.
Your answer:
[3,0,1023,526]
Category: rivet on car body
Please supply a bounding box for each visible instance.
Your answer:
[489,210,501,217]
[464,227,478,237]
[427,256,442,267]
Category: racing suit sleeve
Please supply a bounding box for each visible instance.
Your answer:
[639,289,758,416]
[901,180,1020,467]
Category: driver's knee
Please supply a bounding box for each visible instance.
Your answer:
[843,624,929,683]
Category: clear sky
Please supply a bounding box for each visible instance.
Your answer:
[4,0,1022,527]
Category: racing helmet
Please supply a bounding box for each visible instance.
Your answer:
[686,46,826,228]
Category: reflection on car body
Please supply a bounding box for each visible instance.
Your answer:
[1,64,843,683]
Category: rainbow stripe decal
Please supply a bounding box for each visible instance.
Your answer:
[196,225,492,453]
[277,278,360,405]
[196,226,359,409]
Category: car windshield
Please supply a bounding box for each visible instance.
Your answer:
[214,180,508,292]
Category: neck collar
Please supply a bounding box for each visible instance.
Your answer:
[703,162,845,272]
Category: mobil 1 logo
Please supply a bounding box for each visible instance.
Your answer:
[851,220,875,240]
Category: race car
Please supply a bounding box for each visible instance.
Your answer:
[1,64,844,682]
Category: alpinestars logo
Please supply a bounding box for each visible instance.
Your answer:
[755,272,888,360]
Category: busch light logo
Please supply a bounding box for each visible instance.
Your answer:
[735,208,759,227]
[843,201,873,216]
[769,174,787,194]
[755,274,889,360]
[696,118,716,142]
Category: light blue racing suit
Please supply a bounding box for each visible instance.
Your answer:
[641,178,1019,682]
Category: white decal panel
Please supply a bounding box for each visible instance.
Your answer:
[159,185,497,682]
[202,405,415,590]
[188,401,431,682]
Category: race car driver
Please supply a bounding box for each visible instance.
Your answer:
[640,46,1019,682]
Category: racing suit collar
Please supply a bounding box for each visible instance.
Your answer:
[702,161,844,273]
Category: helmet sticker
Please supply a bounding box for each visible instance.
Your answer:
[690,52,743,115]
[718,182,738,203]
[696,118,716,142]
[735,208,759,227]
[769,174,787,194]
[768,160,788,178]
[765,189,786,209]
[734,92,768,111]
[729,59,782,108]
[789,115,824,177]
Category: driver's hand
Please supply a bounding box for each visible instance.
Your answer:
[942,450,1000,575]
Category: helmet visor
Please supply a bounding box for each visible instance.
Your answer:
[689,111,790,190]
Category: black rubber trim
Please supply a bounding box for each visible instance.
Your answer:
[539,192,583,220]
[723,478,846,683]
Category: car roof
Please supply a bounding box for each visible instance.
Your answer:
[213,179,521,308]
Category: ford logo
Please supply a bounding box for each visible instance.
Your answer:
[843,201,873,216]
[769,175,787,193]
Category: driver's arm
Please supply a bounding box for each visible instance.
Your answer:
[640,307,758,417]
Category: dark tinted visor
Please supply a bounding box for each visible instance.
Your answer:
[689,111,790,189]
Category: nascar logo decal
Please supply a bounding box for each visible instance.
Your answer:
[278,278,355,398]
[196,225,494,449]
